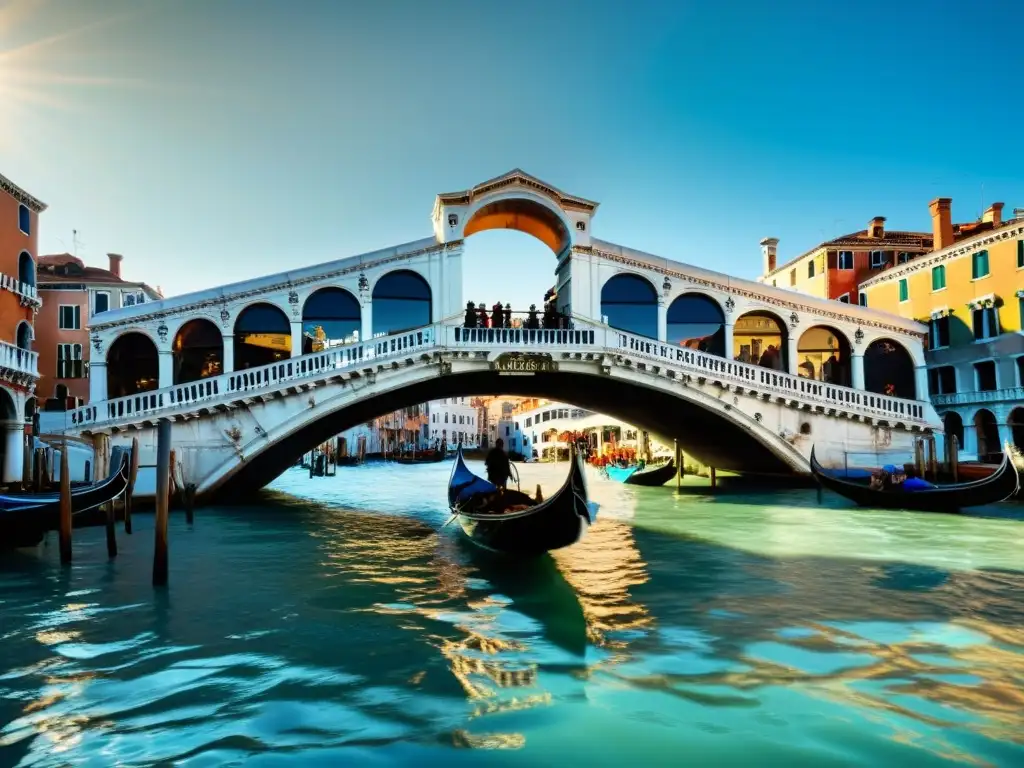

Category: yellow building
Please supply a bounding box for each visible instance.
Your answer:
[859,198,1024,463]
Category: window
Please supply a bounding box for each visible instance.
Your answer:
[972,250,990,279]
[858,292,867,307]
[899,279,908,302]
[897,252,912,264]
[807,260,815,279]
[58,305,81,330]
[838,294,850,303]
[928,316,950,350]
[838,251,853,270]
[18,204,30,235]
[93,291,110,315]
[931,266,945,291]
[1018,240,1024,269]
[56,343,84,378]
[771,279,776,287]
[972,305,999,340]
[927,366,956,395]
[870,251,885,268]
[505,426,510,436]
[444,413,448,423]
[789,268,796,286]
[122,290,147,307]
[974,360,997,391]
[1018,356,1024,386]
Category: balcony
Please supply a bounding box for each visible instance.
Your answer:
[932,387,1024,408]
[0,272,41,309]
[0,339,39,387]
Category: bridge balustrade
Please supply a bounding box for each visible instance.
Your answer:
[68,319,926,431]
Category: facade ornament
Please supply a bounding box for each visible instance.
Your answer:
[91,334,102,353]
[724,296,735,314]
[157,323,168,343]
[754,412,763,423]
[220,308,230,326]
[789,311,799,329]
[448,213,458,227]
[662,277,671,297]
[358,272,369,295]
[854,326,864,345]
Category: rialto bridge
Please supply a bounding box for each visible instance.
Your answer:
[50,170,940,499]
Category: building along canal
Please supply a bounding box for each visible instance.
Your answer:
[1,459,1023,766]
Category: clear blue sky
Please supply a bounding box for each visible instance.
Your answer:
[2,0,1020,311]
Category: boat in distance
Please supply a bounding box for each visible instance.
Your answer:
[809,444,1019,512]
[447,443,596,556]
[0,449,132,548]
[604,458,676,486]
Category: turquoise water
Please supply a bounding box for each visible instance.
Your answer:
[2,460,1024,766]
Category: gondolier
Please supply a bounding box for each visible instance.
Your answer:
[485,439,511,491]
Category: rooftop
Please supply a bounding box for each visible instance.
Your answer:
[765,228,933,278]
[37,254,162,296]
[0,171,47,213]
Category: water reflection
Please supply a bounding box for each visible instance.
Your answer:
[0,463,1022,765]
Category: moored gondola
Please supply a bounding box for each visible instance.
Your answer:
[393,448,447,465]
[810,444,1019,512]
[0,449,133,548]
[604,458,676,486]
[447,442,596,556]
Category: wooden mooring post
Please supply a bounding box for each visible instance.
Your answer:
[153,419,172,586]
[949,434,959,483]
[125,436,139,534]
[58,442,72,564]
[710,467,717,489]
[674,440,682,492]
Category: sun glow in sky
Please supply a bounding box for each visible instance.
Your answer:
[1,0,1022,308]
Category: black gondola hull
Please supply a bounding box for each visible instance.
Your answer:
[606,459,676,486]
[448,446,594,556]
[810,445,1019,512]
[393,450,447,465]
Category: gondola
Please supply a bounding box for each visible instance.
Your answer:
[392,448,447,465]
[809,444,1019,512]
[604,458,676,486]
[336,455,363,467]
[447,442,596,556]
[0,449,133,548]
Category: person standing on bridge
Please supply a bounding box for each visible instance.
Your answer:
[486,438,512,492]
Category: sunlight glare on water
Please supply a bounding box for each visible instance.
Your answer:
[1,459,1023,766]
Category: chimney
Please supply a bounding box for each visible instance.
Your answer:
[760,237,779,275]
[868,216,886,238]
[982,202,1004,227]
[929,198,954,251]
[107,253,123,278]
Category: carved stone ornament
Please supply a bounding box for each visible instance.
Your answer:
[220,308,230,326]
[288,290,299,305]
[854,326,865,345]
[448,213,458,227]
[157,323,168,343]
[724,296,735,314]
[92,334,102,353]
[789,311,799,329]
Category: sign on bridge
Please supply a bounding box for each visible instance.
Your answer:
[492,352,558,375]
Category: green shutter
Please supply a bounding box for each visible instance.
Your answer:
[931,266,945,290]
[972,250,989,279]
[899,279,908,302]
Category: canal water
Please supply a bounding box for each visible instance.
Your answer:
[2,459,1024,766]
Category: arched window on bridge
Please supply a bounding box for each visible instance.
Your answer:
[863,338,915,399]
[733,311,787,370]
[666,293,725,355]
[173,319,224,384]
[796,326,851,386]
[234,303,291,370]
[973,408,1000,463]
[942,412,964,454]
[600,274,658,339]
[18,251,35,287]
[372,270,431,337]
[302,287,361,352]
[106,332,159,399]
[1009,407,1024,454]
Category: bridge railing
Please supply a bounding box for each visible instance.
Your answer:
[0,339,39,378]
[604,325,928,424]
[70,327,437,427]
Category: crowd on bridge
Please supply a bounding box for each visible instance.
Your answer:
[462,296,569,331]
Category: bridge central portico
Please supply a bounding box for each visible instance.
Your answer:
[64,170,939,497]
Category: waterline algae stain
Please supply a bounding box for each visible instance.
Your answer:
[0,460,1023,765]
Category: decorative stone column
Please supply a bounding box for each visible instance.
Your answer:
[723,321,734,361]
[89,360,107,402]
[657,300,667,343]
[786,335,799,376]
[851,352,865,390]
[914,365,929,401]
[222,335,234,373]
[2,421,24,484]
[290,320,303,357]
[360,301,373,343]
[158,350,174,389]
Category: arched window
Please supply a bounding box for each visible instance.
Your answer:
[734,311,787,369]
[864,338,915,399]
[106,332,159,398]
[302,287,361,352]
[173,319,224,384]
[1009,407,1024,454]
[796,326,852,386]
[974,409,1000,463]
[666,294,725,355]
[943,412,964,453]
[18,251,35,287]
[15,321,32,351]
[234,303,291,370]
[600,274,658,339]
[18,204,30,235]
[372,271,431,337]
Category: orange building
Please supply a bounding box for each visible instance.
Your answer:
[35,253,161,409]
[0,171,46,485]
